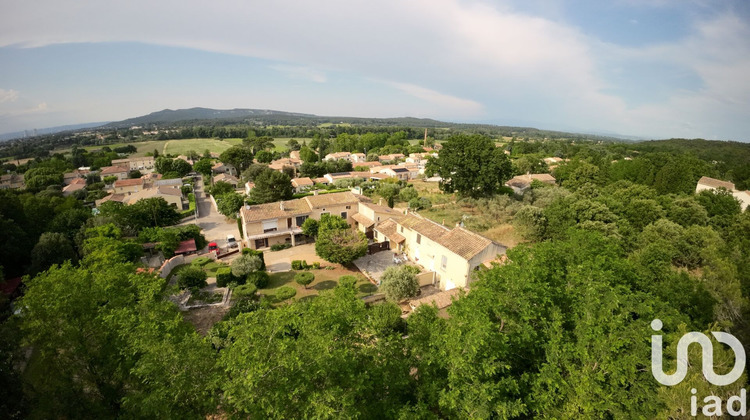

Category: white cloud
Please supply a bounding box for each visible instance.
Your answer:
[385,81,483,116]
[0,89,19,103]
[270,65,327,83]
[0,0,748,139]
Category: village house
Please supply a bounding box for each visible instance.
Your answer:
[268,157,302,173]
[350,153,367,162]
[291,177,314,193]
[113,178,145,194]
[324,151,351,161]
[323,171,368,184]
[504,173,556,195]
[378,153,405,163]
[213,173,240,188]
[239,191,361,250]
[372,164,420,180]
[97,185,184,209]
[289,150,301,160]
[374,213,506,290]
[100,165,130,180]
[352,161,381,169]
[111,156,155,172]
[696,176,749,211]
[0,174,25,190]
[62,178,87,196]
[352,201,405,239]
[212,162,236,176]
[63,170,85,185]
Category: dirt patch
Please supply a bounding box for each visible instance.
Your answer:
[182,305,230,335]
[481,223,525,248]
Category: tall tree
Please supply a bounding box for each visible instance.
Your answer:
[248,170,293,204]
[219,146,254,172]
[425,134,512,198]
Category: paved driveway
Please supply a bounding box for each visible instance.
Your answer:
[179,175,241,252]
[263,243,327,272]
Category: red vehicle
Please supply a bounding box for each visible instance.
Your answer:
[208,242,219,255]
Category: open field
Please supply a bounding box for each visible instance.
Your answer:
[161,138,242,155]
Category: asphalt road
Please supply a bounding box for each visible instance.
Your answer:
[180,175,241,252]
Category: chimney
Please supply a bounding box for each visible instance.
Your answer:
[280,201,285,211]
[313,190,319,196]
[379,198,383,206]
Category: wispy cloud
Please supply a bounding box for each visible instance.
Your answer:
[0,89,19,103]
[270,64,327,83]
[385,81,483,116]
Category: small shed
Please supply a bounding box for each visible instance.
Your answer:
[174,239,197,256]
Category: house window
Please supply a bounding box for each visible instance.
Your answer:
[341,211,347,219]
[296,215,308,227]
[262,219,278,233]
[346,205,351,209]
[400,226,404,233]
[441,255,447,270]
[416,234,421,244]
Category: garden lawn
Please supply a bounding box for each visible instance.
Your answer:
[260,266,376,304]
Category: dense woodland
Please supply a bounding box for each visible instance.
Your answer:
[1,127,749,418]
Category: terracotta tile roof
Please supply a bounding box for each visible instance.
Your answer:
[698,176,735,190]
[70,177,87,185]
[214,173,239,184]
[157,186,182,196]
[114,178,144,187]
[369,173,390,180]
[98,193,127,204]
[397,213,496,260]
[303,191,360,209]
[375,218,400,239]
[62,183,85,193]
[505,173,556,188]
[325,152,351,159]
[360,202,404,218]
[240,199,312,223]
[292,177,314,187]
[100,165,129,175]
[314,177,329,184]
[352,212,375,228]
[353,161,381,168]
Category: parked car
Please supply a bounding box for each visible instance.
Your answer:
[208,242,219,254]
[226,234,238,249]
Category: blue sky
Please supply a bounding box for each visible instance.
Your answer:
[1,0,749,141]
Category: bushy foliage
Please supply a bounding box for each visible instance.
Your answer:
[380,265,420,302]
[178,266,208,289]
[294,272,315,289]
[231,254,262,278]
[246,271,270,289]
[274,286,297,301]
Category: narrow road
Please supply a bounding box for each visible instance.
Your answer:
[180,175,241,251]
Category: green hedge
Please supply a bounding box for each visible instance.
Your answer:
[246,271,270,289]
[270,243,292,251]
[216,267,234,288]
[275,286,297,301]
[294,272,314,288]
[191,256,212,267]
[233,283,258,300]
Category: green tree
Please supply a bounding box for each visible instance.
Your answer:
[301,217,319,237]
[241,164,271,182]
[299,146,319,163]
[19,260,219,418]
[219,146,254,172]
[248,170,293,204]
[29,232,77,274]
[426,134,512,198]
[193,158,214,176]
[287,138,301,151]
[243,136,274,154]
[103,175,118,185]
[254,150,274,163]
[216,192,245,218]
[380,265,420,302]
[208,180,234,197]
[315,215,367,264]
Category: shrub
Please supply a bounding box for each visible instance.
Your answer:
[191,256,212,267]
[275,286,297,301]
[294,272,315,289]
[302,260,309,270]
[231,254,262,278]
[233,283,258,300]
[312,262,321,269]
[246,271,270,289]
[226,298,265,320]
[380,265,419,302]
[338,275,358,289]
[241,248,266,270]
[291,260,306,270]
[178,266,208,290]
[270,243,292,251]
[216,267,234,288]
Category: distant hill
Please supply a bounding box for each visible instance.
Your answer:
[103,107,626,141]
[104,108,316,128]
[0,122,109,142]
